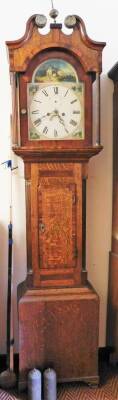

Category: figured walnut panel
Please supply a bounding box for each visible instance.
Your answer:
[18,286,99,387]
[10,72,20,146]
[31,163,82,287]
[38,183,76,269]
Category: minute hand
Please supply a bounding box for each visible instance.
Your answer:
[49,110,69,133]
[57,113,69,133]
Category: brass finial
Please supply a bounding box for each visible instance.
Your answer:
[49,0,59,23]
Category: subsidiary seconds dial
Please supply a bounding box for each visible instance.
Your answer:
[29,84,82,139]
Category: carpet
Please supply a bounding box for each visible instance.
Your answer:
[57,365,118,399]
[57,374,118,399]
[0,390,17,400]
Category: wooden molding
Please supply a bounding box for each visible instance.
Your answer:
[12,145,103,163]
[6,14,106,73]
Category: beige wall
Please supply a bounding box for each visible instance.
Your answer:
[0,0,116,352]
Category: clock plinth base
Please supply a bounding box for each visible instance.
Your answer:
[18,284,99,390]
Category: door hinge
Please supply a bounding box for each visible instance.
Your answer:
[74,247,78,258]
[15,72,19,88]
[73,193,78,205]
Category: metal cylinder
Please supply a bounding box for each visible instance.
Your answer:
[44,368,57,400]
[28,368,41,400]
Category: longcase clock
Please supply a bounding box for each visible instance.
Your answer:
[6,11,106,389]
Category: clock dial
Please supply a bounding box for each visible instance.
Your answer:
[28,83,84,140]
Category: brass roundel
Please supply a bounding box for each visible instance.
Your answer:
[35,14,47,28]
[64,15,76,28]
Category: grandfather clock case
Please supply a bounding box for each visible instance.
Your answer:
[6,13,105,389]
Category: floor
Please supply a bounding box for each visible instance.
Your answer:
[7,362,118,400]
[0,359,118,399]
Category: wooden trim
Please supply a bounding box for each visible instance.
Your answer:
[6,15,106,73]
[82,178,86,270]
[25,179,32,274]
[96,72,101,145]
[12,145,103,163]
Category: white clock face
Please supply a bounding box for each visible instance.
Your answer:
[28,84,84,140]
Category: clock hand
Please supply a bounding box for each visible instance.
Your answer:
[59,118,69,134]
[56,112,69,133]
[49,110,69,133]
[49,111,58,120]
[49,110,64,121]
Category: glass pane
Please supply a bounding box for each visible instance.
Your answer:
[27,82,85,140]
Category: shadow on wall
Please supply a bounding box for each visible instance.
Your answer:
[87,73,113,346]
[0,223,8,353]
[0,163,27,354]
[0,217,27,354]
